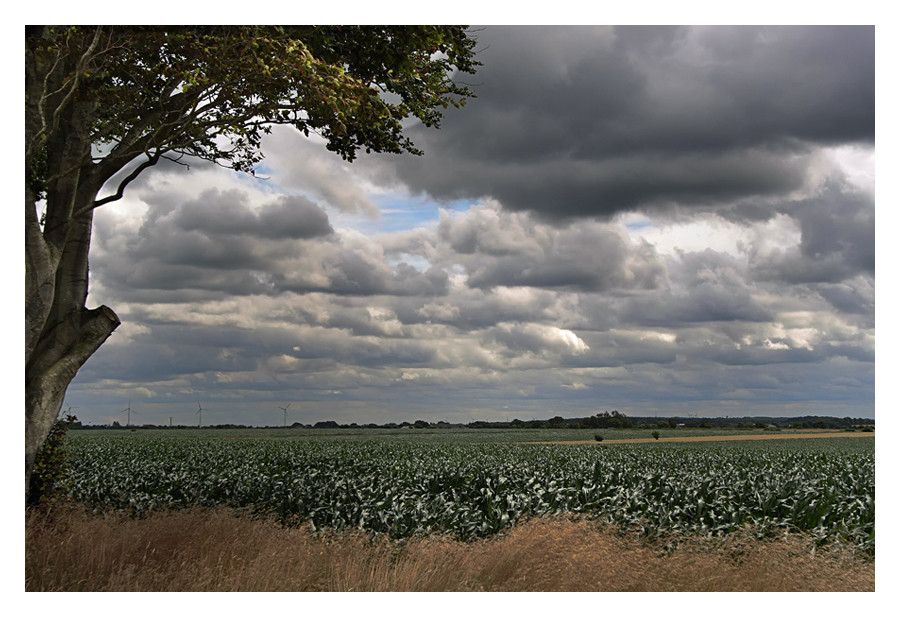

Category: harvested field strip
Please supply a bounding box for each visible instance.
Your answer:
[536,431,876,445]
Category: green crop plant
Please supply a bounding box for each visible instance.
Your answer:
[61,431,875,555]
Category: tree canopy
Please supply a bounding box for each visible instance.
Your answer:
[27,26,478,204]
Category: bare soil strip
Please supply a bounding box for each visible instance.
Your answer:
[535,431,875,445]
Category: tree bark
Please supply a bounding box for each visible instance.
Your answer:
[25,307,119,495]
[25,31,121,498]
[25,200,121,496]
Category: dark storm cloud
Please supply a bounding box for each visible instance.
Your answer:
[750,179,875,284]
[83,324,266,381]
[617,249,773,326]
[430,205,665,291]
[77,303,442,388]
[94,188,333,287]
[619,284,774,327]
[814,278,874,317]
[92,186,447,300]
[399,286,579,331]
[303,253,449,297]
[389,25,873,219]
[173,192,334,240]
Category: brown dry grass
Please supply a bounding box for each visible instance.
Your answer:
[25,502,874,592]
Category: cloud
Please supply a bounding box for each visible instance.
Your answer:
[171,191,334,240]
[749,178,875,284]
[91,184,452,301]
[814,277,874,317]
[258,128,381,215]
[430,204,665,291]
[614,249,774,326]
[382,26,873,220]
[487,323,589,359]
[71,26,875,425]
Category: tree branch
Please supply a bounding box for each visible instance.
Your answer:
[85,151,162,211]
[26,305,121,391]
[28,27,105,161]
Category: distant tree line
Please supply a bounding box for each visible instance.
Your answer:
[71,412,873,430]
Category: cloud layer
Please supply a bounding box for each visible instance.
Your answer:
[388,26,874,220]
[68,26,875,425]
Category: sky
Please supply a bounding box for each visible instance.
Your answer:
[60,25,876,427]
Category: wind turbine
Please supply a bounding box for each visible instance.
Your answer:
[278,403,291,428]
[120,400,137,427]
[196,401,206,428]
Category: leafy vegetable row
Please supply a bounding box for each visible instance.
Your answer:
[64,435,874,554]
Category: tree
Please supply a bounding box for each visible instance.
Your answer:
[583,410,632,429]
[313,421,340,429]
[546,416,567,429]
[25,26,479,497]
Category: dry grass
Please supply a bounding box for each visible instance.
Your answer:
[25,502,874,592]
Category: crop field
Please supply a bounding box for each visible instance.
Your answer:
[61,429,875,556]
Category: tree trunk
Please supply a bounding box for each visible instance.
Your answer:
[25,306,119,497]
[25,227,121,496]
[25,130,121,499]
[25,32,124,499]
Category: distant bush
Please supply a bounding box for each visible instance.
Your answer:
[861,426,874,432]
[651,430,660,440]
[594,433,603,442]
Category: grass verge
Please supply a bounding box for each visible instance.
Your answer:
[25,501,874,592]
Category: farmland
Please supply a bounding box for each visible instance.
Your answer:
[60,428,875,556]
